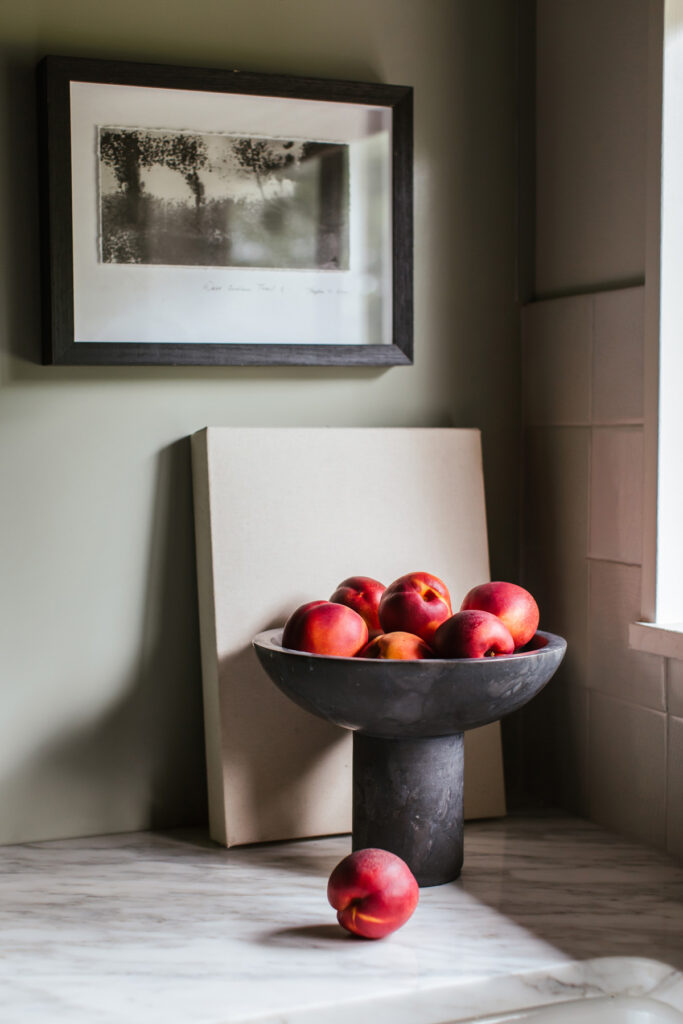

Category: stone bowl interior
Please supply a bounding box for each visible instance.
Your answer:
[253,629,566,739]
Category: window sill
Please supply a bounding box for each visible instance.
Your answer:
[629,620,683,660]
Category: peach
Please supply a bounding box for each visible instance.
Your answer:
[433,609,515,658]
[282,600,368,657]
[280,600,327,638]
[327,848,419,939]
[329,576,386,638]
[378,571,452,644]
[357,631,433,660]
[460,581,539,648]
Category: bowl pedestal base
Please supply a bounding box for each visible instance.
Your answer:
[352,731,465,887]
[253,627,566,887]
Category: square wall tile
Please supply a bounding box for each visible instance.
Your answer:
[589,426,643,564]
[668,660,683,718]
[587,691,667,848]
[588,560,666,710]
[667,716,683,860]
[522,426,590,686]
[592,287,644,424]
[522,295,593,425]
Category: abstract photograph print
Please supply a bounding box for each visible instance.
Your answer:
[98,126,350,271]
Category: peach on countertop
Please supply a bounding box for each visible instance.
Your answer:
[327,848,419,939]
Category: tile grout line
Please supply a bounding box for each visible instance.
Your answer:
[665,655,670,715]
[585,281,593,819]
[587,294,595,567]
[526,420,644,428]
[664,661,671,853]
[665,692,671,853]
[589,293,596,426]
[584,547,592,820]
[584,681,592,821]
[585,555,643,569]
[585,684,668,717]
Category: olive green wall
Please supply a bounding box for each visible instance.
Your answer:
[0,0,520,842]
[534,0,647,296]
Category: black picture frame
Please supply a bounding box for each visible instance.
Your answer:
[37,55,413,367]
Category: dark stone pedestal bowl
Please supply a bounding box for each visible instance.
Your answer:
[253,629,566,887]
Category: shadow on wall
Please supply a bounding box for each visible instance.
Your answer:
[0,438,208,841]
[1,50,42,367]
[129,435,208,829]
[215,640,352,848]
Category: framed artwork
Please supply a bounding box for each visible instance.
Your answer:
[37,55,413,366]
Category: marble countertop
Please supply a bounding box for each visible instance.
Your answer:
[2,814,683,1023]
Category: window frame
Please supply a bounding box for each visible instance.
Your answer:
[630,0,683,659]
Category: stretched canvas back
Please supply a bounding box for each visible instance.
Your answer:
[192,427,505,847]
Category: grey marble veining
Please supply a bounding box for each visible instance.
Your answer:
[1,815,682,1023]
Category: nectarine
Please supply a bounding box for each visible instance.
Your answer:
[433,609,515,658]
[327,848,419,939]
[378,571,452,644]
[358,631,433,660]
[282,601,368,657]
[330,576,386,638]
[460,581,539,648]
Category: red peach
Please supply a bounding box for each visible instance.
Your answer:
[282,600,368,657]
[329,576,386,638]
[433,609,515,658]
[357,631,433,660]
[280,600,327,638]
[327,848,419,939]
[378,571,452,644]
[460,581,539,648]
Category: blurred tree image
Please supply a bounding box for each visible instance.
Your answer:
[232,137,297,199]
[98,127,349,269]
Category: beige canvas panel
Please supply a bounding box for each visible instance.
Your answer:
[192,427,506,847]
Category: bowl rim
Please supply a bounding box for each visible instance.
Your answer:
[253,627,566,665]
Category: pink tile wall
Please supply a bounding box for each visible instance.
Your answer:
[521,285,680,860]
